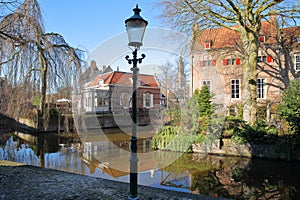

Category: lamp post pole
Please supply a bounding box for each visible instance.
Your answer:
[125,5,147,199]
[125,50,145,199]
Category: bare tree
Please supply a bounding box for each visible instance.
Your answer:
[158,0,300,125]
[155,61,176,107]
[0,0,85,130]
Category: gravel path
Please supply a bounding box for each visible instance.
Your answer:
[0,161,229,200]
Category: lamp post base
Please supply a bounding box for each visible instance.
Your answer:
[128,196,139,200]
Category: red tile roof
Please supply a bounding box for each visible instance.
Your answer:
[194,20,300,50]
[86,71,159,88]
[195,26,241,49]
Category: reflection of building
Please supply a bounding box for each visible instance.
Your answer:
[83,71,161,113]
[80,137,154,176]
[191,17,300,118]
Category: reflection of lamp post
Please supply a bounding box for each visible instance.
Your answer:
[125,5,148,200]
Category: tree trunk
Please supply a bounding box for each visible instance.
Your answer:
[39,49,48,131]
[240,30,258,125]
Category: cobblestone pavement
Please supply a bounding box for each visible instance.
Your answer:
[0,161,229,200]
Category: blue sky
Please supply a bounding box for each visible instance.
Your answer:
[39,0,165,52]
[37,1,191,75]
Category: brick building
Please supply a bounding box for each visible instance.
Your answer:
[191,17,300,120]
[83,71,161,113]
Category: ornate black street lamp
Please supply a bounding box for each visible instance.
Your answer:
[125,5,148,200]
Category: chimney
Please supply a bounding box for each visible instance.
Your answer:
[269,11,278,37]
[117,66,119,71]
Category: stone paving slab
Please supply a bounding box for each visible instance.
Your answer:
[0,161,229,200]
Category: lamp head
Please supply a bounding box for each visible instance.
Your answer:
[125,5,148,48]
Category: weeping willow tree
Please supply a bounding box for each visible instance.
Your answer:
[0,0,85,130]
[158,0,300,125]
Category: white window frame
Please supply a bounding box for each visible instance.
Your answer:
[230,79,240,100]
[99,79,104,86]
[120,93,131,108]
[295,54,300,71]
[257,78,266,99]
[259,36,266,43]
[202,80,211,91]
[204,42,211,49]
[143,93,153,108]
[129,78,141,86]
[202,55,213,67]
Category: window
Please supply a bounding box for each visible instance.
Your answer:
[143,93,153,108]
[120,93,131,108]
[259,36,266,43]
[129,78,141,86]
[257,78,266,99]
[97,97,102,107]
[257,55,272,63]
[103,98,109,107]
[0,80,4,89]
[99,79,104,86]
[223,58,241,66]
[257,56,266,62]
[200,55,216,67]
[231,79,240,99]
[204,42,211,49]
[88,97,91,107]
[295,54,300,71]
[202,80,211,91]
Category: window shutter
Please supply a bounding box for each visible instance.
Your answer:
[212,60,217,66]
[259,36,265,43]
[205,42,211,49]
[266,55,272,63]
[143,94,146,108]
[200,61,204,67]
[150,94,153,108]
[223,59,227,66]
[236,58,241,65]
[120,94,123,106]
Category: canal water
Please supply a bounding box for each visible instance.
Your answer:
[1,133,300,199]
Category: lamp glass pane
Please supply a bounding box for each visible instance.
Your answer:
[126,20,146,48]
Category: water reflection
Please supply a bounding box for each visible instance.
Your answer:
[0,137,39,165]
[1,135,300,199]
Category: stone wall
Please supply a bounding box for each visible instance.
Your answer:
[193,138,300,160]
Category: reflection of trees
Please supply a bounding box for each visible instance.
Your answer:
[236,159,299,200]
[161,154,250,198]
[190,157,247,198]
[0,136,39,166]
[162,154,299,199]
[191,170,230,197]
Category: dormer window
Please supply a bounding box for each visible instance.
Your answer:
[129,78,141,86]
[204,42,211,49]
[259,36,266,43]
[99,79,104,86]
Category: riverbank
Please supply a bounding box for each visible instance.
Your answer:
[0,160,228,200]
